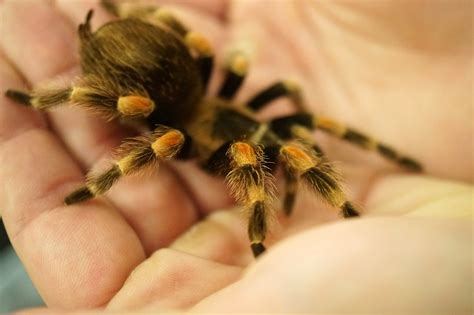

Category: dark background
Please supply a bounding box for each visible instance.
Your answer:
[0,219,10,249]
[0,218,44,312]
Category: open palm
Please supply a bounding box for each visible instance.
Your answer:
[0,0,471,313]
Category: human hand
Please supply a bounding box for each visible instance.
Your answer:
[0,0,471,313]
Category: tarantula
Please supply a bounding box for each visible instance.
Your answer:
[5,1,422,257]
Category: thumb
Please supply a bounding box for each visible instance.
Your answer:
[191,216,471,313]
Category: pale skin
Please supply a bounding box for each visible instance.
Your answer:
[0,0,472,313]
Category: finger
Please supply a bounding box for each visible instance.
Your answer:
[0,0,77,83]
[105,165,199,254]
[15,308,113,315]
[56,0,229,25]
[56,0,113,29]
[1,0,133,172]
[169,164,350,266]
[169,190,341,267]
[0,51,47,154]
[0,60,145,308]
[364,174,473,218]
[192,217,471,313]
[107,248,242,311]
[170,161,234,214]
[169,208,252,266]
[153,0,229,19]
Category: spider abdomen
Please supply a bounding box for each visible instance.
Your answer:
[80,18,203,125]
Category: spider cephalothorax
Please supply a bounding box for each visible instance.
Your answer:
[5,1,422,257]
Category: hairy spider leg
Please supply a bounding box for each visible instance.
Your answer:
[247,80,421,171]
[269,113,422,172]
[314,115,422,171]
[184,32,214,89]
[65,127,185,205]
[277,123,323,215]
[5,88,70,109]
[275,124,323,215]
[5,82,155,121]
[246,80,422,171]
[238,80,357,216]
[282,166,298,216]
[225,142,275,257]
[247,80,305,112]
[101,0,214,90]
[218,52,249,99]
[278,142,359,218]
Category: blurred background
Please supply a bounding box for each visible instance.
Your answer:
[0,219,44,313]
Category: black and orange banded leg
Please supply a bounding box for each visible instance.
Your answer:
[277,125,325,216]
[5,83,155,120]
[218,52,249,99]
[313,115,422,171]
[279,142,359,218]
[5,88,70,108]
[65,127,185,205]
[246,80,304,111]
[282,166,298,216]
[225,142,274,257]
[184,32,214,89]
[101,0,214,90]
[270,113,423,172]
